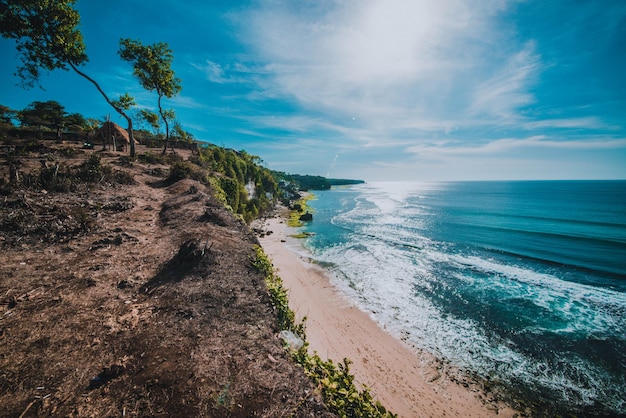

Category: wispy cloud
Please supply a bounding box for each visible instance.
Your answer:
[170,95,208,110]
[468,41,541,121]
[239,0,535,137]
[407,136,626,160]
[191,60,263,84]
[521,117,613,130]
[175,0,625,180]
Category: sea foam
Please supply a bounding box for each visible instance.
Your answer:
[302,181,626,414]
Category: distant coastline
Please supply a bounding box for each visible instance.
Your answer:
[327,178,366,186]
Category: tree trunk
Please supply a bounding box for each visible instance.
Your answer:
[68,62,136,158]
[158,95,170,156]
[105,117,111,150]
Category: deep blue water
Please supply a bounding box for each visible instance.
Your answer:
[300,180,626,416]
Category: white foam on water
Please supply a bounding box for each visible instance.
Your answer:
[316,237,624,409]
[450,254,626,336]
[303,182,626,412]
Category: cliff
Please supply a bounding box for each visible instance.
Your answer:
[0,139,334,417]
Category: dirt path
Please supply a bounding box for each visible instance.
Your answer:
[0,141,334,417]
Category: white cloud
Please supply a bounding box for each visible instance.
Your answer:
[241,0,529,129]
[170,95,208,110]
[224,0,626,180]
[190,59,269,86]
[192,60,227,83]
[406,136,626,160]
[468,41,541,121]
[521,117,611,130]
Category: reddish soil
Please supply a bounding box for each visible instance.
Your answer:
[0,139,334,417]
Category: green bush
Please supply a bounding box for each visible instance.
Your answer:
[207,176,229,208]
[219,177,240,213]
[138,152,167,165]
[167,161,205,182]
[251,246,301,334]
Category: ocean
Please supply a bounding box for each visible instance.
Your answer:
[299,180,626,416]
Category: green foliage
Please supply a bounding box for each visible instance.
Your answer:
[288,194,314,227]
[289,232,314,239]
[0,0,88,88]
[83,118,100,136]
[250,246,302,335]
[292,354,396,418]
[139,109,160,134]
[64,112,86,130]
[0,104,17,125]
[0,0,139,156]
[119,38,181,150]
[251,246,396,418]
[198,146,278,222]
[13,100,95,136]
[327,178,366,186]
[219,176,240,213]
[138,152,167,165]
[18,100,64,128]
[58,146,77,157]
[275,173,331,191]
[171,121,194,143]
[207,176,228,207]
[139,143,275,221]
[167,161,204,182]
[118,39,182,100]
[111,93,135,111]
[81,153,104,182]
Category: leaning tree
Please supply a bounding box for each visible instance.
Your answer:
[0,0,138,156]
[119,39,182,155]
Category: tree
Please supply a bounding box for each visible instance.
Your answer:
[172,121,194,144]
[139,109,160,135]
[0,104,17,126]
[0,0,137,156]
[19,100,66,138]
[119,38,182,155]
[83,118,100,138]
[64,112,87,131]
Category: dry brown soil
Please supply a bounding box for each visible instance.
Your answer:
[0,139,334,417]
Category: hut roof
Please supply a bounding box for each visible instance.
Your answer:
[96,121,136,144]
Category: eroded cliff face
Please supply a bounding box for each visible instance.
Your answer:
[0,140,334,417]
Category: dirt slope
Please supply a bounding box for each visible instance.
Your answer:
[0,140,334,417]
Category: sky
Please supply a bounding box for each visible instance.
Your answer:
[1,0,625,181]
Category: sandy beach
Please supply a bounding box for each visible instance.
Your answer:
[257,211,517,418]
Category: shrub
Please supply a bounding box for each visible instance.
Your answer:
[138,152,167,165]
[58,146,78,157]
[219,177,240,213]
[167,161,205,182]
[207,176,229,208]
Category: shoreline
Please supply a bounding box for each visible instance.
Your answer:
[256,207,517,418]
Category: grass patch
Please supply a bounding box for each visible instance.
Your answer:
[289,232,314,239]
[287,194,314,227]
[251,246,397,418]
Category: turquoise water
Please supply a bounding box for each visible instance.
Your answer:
[300,181,626,416]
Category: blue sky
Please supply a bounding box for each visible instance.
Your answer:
[1,0,625,181]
